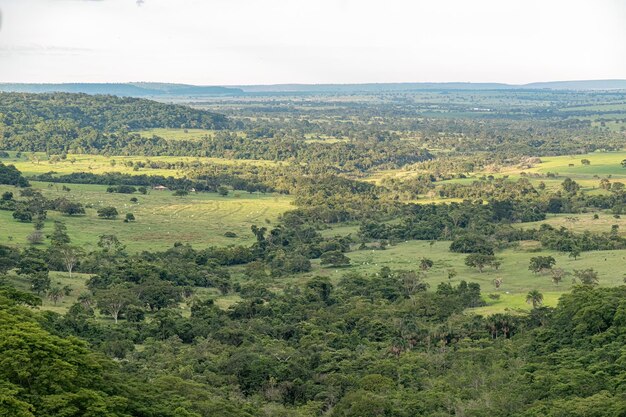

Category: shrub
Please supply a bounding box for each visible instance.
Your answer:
[97,206,119,219]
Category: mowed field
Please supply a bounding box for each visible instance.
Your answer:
[0,181,293,252]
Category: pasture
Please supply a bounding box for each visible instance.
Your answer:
[0,181,293,252]
[1,152,278,178]
[134,127,246,141]
[303,239,626,314]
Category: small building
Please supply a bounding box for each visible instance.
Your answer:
[153,185,168,191]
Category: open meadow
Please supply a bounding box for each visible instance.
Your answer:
[1,151,278,178]
[0,181,293,251]
[301,239,626,314]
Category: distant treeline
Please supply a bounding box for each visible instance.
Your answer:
[3,130,432,172]
[30,172,275,193]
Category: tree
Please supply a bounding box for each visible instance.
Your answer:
[551,268,568,286]
[528,256,556,274]
[27,229,44,245]
[47,286,64,305]
[573,268,599,286]
[50,221,70,247]
[526,290,543,309]
[581,159,591,166]
[173,189,189,197]
[12,209,32,223]
[320,250,351,267]
[97,234,125,253]
[447,268,457,281]
[97,206,118,219]
[450,234,494,254]
[419,257,434,271]
[397,270,428,298]
[1,191,13,201]
[0,244,20,274]
[611,182,625,193]
[305,276,334,304]
[137,279,181,311]
[621,159,626,168]
[124,213,136,222]
[561,177,580,194]
[465,253,496,272]
[29,273,51,295]
[60,246,82,279]
[493,277,503,290]
[568,247,581,260]
[217,186,229,196]
[58,201,85,216]
[96,285,138,324]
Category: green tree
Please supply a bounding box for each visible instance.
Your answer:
[561,177,580,194]
[97,206,118,219]
[528,256,556,274]
[50,220,70,247]
[526,290,543,309]
[47,286,64,305]
[320,250,351,267]
[95,285,138,323]
[465,253,496,272]
[573,268,599,286]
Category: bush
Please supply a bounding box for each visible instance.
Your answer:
[107,185,137,194]
[58,201,85,216]
[320,250,351,267]
[12,209,32,223]
[97,206,119,219]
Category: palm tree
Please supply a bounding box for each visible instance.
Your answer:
[526,290,543,309]
[48,286,64,306]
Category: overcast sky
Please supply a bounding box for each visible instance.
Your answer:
[0,0,624,85]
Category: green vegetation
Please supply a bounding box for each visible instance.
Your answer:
[2,88,626,416]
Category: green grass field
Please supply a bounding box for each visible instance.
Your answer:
[299,239,626,314]
[0,182,293,252]
[1,152,278,178]
[514,212,626,236]
[134,128,247,141]
[5,271,89,314]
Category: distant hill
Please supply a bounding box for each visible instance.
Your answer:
[234,82,512,93]
[0,83,244,96]
[0,92,230,131]
[521,79,626,90]
[235,80,626,93]
[1,80,624,97]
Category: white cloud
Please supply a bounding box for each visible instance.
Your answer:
[0,0,624,84]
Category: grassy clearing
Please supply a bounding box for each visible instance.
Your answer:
[133,128,247,141]
[0,152,279,178]
[514,212,626,236]
[297,240,626,313]
[5,271,89,315]
[524,151,626,179]
[0,182,293,252]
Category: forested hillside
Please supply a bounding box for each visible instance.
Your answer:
[0,92,229,131]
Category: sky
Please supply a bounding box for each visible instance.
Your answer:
[0,0,624,85]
